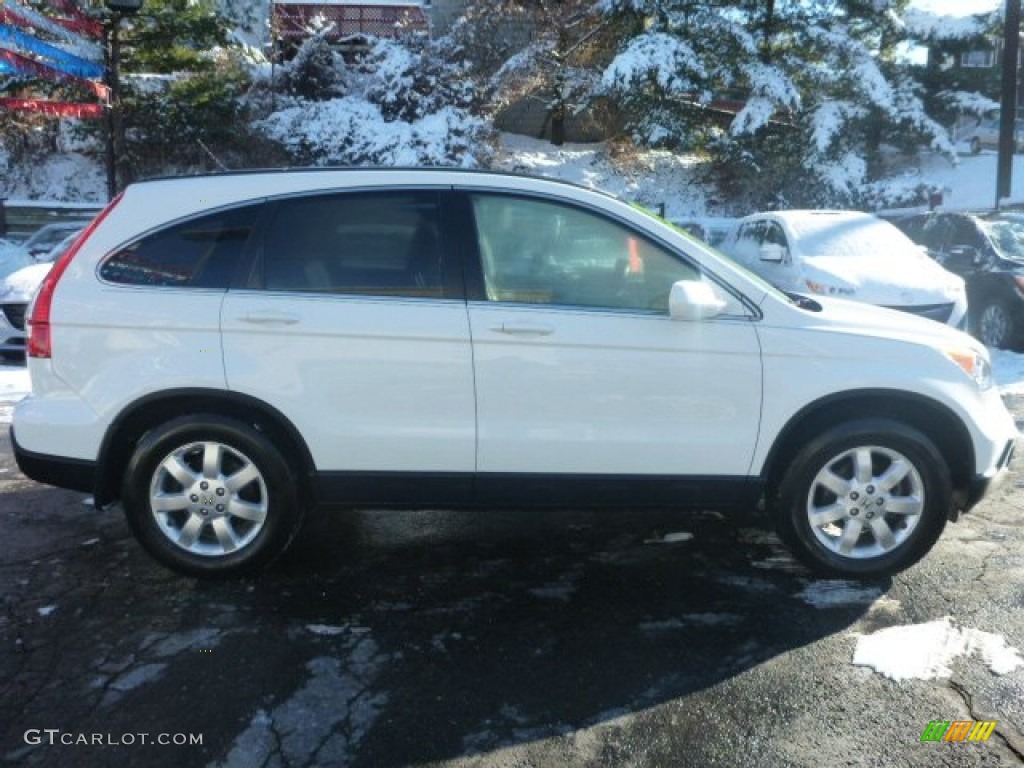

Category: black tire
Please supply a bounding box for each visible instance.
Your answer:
[774,419,951,578]
[974,298,1017,349]
[970,138,981,154]
[122,414,304,578]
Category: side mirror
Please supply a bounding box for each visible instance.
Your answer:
[669,280,727,321]
[758,243,787,263]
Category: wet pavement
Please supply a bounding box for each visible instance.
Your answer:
[2,389,1023,767]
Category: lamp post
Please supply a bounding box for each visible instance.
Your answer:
[103,0,144,201]
[997,0,1021,208]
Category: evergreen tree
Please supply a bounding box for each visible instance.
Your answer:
[600,0,956,208]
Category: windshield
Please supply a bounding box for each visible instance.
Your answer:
[978,216,1024,261]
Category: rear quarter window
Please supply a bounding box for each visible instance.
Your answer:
[99,205,259,288]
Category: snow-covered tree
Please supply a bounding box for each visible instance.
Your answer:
[259,36,491,167]
[599,0,958,208]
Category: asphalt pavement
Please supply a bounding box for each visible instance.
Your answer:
[1,388,1023,767]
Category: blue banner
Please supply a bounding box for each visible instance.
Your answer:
[0,23,104,79]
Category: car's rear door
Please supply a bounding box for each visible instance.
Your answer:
[220,188,476,505]
[458,190,763,507]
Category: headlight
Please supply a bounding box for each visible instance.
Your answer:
[805,279,855,297]
[945,348,992,390]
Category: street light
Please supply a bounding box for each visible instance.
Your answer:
[103,0,144,201]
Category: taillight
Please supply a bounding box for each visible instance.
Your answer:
[27,193,124,358]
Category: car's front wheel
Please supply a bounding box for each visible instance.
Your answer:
[975,298,1017,349]
[775,420,950,577]
[122,414,304,578]
[970,137,981,154]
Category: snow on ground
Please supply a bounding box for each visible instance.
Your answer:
[853,617,1024,680]
[881,150,1024,213]
[796,580,884,608]
[495,133,711,221]
[0,364,30,424]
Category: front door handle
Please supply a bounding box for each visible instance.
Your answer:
[492,323,554,336]
[240,311,300,325]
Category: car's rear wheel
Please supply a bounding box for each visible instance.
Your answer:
[970,137,981,154]
[975,298,1017,349]
[122,414,304,578]
[775,419,950,577]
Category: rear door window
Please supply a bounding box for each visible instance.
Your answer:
[260,191,445,299]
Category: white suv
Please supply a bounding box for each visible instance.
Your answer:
[12,169,1018,578]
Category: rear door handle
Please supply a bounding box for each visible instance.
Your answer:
[491,323,554,336]
[240,311,300,326]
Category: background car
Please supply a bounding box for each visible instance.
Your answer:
[962,117,1024,154]
[671,217,737,248]
[719,210,967,327]
[20,221,86,260]
[0,231,75,358]
[0,237,34,280]
[893,210,1024,349]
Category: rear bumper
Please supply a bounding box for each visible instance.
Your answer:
[11,426,96,493]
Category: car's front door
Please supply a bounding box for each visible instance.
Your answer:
[461,192,763,506]
[221,189,475,505]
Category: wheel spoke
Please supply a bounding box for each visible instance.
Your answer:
[818,469,851,498]
[228,497,267,523]
[868,517,896,551]
[809,503,847,528]
[164,455,197,487]
[224,462,260,493]
[876,458,911,492]
[178,514,204,549]
[202,442,222,479]
[151,493,189,513]
[837,519,863,555]
[854,449,873,484]
[211,517,239,552]
[884,497,923,516]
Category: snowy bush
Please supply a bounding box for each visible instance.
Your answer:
[259,37,490,167]
[275,31,346,101]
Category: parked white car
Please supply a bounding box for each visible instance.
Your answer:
[0,231,78,357]
[0,238,34,279]
[12,170,1017,579]
[720,210,968,328]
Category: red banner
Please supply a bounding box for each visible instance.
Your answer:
[47,0,104,39]
[0,48,109,101]
[0,96,104,118]
[0,3,102,55]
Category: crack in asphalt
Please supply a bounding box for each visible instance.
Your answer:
[948,678,1024,761]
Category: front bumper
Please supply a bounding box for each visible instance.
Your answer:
[11,426,96,493]
[961,436,1016,515]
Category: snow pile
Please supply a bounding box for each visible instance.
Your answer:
[992,349,1024,394]
[853,617,1024,680]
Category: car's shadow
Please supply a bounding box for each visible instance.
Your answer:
[258,506,887,766]
[1,487,893,768]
